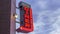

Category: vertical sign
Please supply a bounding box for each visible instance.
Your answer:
[17,1,34,32]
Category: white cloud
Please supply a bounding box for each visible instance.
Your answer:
[49,20,60,34]
[49,8,60,34]
[34,8,60,34]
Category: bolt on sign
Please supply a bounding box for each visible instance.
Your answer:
[16,1,34,33]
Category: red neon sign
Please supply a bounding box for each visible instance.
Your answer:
[20,6,34,32]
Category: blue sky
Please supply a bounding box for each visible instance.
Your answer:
[16,0,60,34]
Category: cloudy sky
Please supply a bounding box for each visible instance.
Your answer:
[16,0,60,34]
